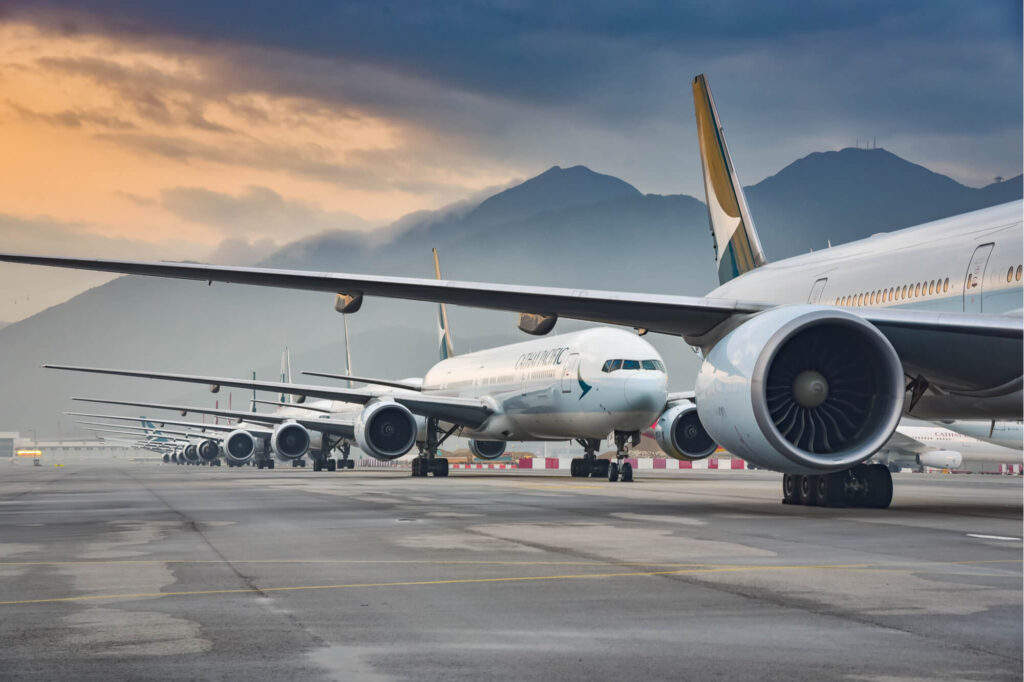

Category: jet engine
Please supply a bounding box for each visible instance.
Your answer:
[695,305,904,475]
[223,429,256,464]
[654,400,716,461]
[917,450,963,469]
[354,401,417,460]
[197,438,220,462]
[271,422,311,460]
[182,443,199,463]
[162,454,170,463]
[469,439,506,460]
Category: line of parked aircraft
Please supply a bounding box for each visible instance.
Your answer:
[1,75,1020,508]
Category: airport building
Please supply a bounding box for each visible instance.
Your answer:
[2,433,151,463]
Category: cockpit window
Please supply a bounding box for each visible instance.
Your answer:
[602,359,622,373]
[603,359,664,372]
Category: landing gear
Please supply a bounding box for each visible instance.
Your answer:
[412,419,456,478]
[326,458,337,472]
[783,464,893,509]
[570,439,602,478]
[335,443,354,471]
[312,458,323,472]
[605,431,639,483]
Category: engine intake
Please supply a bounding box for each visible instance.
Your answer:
[696,306,904,474]
[182,443,199,463]
[355,401,417,460]
[224,429,256,464]
[469,439,506,460]
[654,401,716,461]
[197,438,220,462]
[272,422,311,460]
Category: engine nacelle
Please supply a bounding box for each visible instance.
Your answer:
[695,305,904,475]
[272,422,311,460]
[182,443,199,463]
[917,450,963,469]
[654,401,717,461]
[354,401,417,461]
[469,439,507,460]
[197,438,220,462]
[223,429,256,464]
[162,453,170,463]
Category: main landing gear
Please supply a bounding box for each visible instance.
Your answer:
[782,464,893,509]
[412,418,456,477]
[570,433,637,482]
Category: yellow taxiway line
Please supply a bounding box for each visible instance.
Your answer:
[0,558,1018,606]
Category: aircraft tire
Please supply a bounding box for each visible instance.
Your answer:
[313,459,322,472]
[800,475,820,506]
[864,465,893,509]
[327,459,337,472]
[346,460,354,470]
[267,460,275,470]
[591,459,609,479]
[817,473,847,508]
[621,462,633,482]
[607,461,619,482]
[782,474,800,504]
[433,458,449,477]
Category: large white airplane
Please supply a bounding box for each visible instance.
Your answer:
[52,324,679,480]
[874,420,1022,472]
[0,75,1020,506]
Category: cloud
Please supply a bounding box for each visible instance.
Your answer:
[8,100,136,129]
[204,236,278,265]
[157,185,375,237]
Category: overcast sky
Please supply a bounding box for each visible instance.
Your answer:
[0,1,1020,322]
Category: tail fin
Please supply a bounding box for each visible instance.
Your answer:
[250,372,257,412]
[342,313,353,389]
[140,418,169,444]
[692,74,766,284]
[433,248,455,360]
[280,348,292,403]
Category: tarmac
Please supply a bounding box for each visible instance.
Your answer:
[0,464,1020,681]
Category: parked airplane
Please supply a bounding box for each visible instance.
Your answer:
[934,420,1023,450]
[1,75,1020,506]
[873,420,1022,472]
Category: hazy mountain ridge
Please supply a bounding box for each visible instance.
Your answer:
[1,149,1019,436]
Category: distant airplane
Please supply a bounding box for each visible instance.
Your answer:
[0,75,1020,506]
[874,420,1022,472]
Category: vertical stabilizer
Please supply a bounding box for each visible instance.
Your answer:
[280,348,292,403]
[433,248,456,360]
[692,74,766,284]
[342,313,353,389]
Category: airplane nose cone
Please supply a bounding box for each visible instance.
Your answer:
[624,375,667,415]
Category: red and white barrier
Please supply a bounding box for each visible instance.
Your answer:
[514,457,748,471]
[999,463,1022,475]
[451,463,514,469]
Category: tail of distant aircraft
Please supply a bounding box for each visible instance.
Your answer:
[280,348,292,403]
[140,418,171,444]
[433,248,456,360]
[692,74,767,284]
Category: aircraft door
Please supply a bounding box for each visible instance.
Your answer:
[561,353,579,393]
[963,243,994,312]
[807,277,828,304]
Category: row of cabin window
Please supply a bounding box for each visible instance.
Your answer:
[836,277,950,307]
[1006,265,1023,282]
[601,359,667,373]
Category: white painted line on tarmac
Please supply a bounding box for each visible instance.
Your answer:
[966,533,1022,542]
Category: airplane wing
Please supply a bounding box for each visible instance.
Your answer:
[54,366,495,428]
[71,397,357,438]
[877,429,932,458]
[65,411,269,435]
[0,253,1015,392]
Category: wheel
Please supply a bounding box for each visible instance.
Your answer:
[267,460,275,470]
[312,459,322,472]
[816,472,848,508]
[433,458,449,477]
[411,459,421,477]
[327,459,337,472]
[621,462,633,482]
[591,459,609,478]
[782,474,799,504]
[800,475,819,506]
[607,461,619,482]
[300,459,307,468]
[887,462,902,474]
[256,461,264,470]
[346,459,354,470]
[570,459,580,477]
[864,464,893,509]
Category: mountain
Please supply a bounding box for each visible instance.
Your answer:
[745,148,1022,258]
[0,322,8,331]
[0,151,1019,436]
